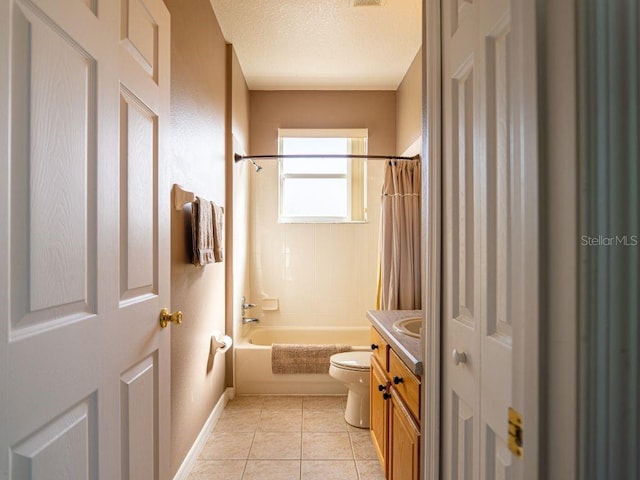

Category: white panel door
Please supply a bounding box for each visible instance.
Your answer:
[0,0,171,478]
[442,0,483,476]
[441,0,532,477]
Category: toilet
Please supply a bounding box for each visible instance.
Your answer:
[329,351,372,428]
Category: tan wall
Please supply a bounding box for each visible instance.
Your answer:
[396,48,422,155]
[248,91,395,328]
[226,46,251,387]
[164,0,228,475]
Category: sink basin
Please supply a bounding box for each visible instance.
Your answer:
[392,317,423,338]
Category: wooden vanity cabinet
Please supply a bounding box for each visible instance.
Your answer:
[389,389,420,480]
[370,356,389,468]
[370,327,390,469]
[370,326,421,480]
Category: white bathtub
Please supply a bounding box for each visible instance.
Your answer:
[235,325,371,395]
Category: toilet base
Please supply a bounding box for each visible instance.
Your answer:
[344,389,370,429]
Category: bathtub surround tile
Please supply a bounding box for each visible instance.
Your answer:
[302,432,353,460]
[301,460,359,480]
[259,409,303,432]
[214,409,262,432]
[187,460,246,480]
[302,396,346,410]
[302,409,348,432]
[355,460,386,480]
[349,430,379,460]
[200,432,255,460]
[243,460,301,480]
[249,432,302,460]
[263,395,304,411]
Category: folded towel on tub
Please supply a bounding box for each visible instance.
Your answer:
[191,196,214,266]
[272,344,352,374]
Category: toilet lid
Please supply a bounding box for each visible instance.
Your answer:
[330,351,371,371]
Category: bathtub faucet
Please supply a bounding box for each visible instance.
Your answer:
[242,317,260,325]
[241,296,257,317]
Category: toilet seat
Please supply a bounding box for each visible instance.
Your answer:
[330,351,371,372]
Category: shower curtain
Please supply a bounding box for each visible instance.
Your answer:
[377,159,421,310]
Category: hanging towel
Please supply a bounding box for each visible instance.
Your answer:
[211,201,224,262]
[271,344,351,374]
[191,196,215,266]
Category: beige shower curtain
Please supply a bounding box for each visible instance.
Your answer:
[376,159,421,310]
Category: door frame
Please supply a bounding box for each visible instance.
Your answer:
[420,0,442,478]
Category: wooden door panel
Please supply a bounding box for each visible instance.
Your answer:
[121,355,158,480]
[484,426,513,479]
[444,0,518,476]
[116,0,170,478]
[11,395,98,480]
[480,1,514,476]
[484,11,513,346]
[450,58,476,328]
[0,0,170,478]
[451,392,474,480]
[119,88,158,305]
[450,0,473,36]
[9,0,98,336]
[121,0,159,81]
[443,0,481,475]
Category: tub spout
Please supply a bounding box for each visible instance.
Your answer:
[242,317,260,324]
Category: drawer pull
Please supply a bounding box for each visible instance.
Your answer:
[371,343,379,350]
[378,384,386,392]
[393,376,404,385]
[383,392,391,400]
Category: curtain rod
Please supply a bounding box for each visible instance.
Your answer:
[234,153,420,162]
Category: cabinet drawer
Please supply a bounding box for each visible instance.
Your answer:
[370,327,389,371]
[389,350,420,421]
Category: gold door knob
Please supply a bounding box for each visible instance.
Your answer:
[159,308,183,328]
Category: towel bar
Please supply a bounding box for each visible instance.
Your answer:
[173,184,224,212]
[173,184,196,211]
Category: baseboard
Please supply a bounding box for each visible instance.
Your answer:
[172,387,235,480]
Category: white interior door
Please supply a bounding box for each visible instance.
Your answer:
[441,0,529,477]
[0,0,171,478]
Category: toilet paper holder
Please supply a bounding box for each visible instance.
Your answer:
[210,330,232,354]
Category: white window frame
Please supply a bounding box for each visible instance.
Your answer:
[278,128,368,224]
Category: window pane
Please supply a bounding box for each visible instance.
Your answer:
[282,178,347,218]
[281,137,348,174]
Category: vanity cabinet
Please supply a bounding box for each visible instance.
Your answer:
[370,326,421,480]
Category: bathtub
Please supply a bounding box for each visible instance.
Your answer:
[235,325,371,395]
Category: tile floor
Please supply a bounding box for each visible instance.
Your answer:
[188,395,385,480]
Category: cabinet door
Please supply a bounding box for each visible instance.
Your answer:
[389,390,421,480]
[371,357,389,471]
[371,326,389,370]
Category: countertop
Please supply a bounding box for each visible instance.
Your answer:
[367,309,423,376]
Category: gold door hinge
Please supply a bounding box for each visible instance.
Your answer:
[508,407,523,459]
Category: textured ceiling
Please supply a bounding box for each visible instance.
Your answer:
[208,0,422,90]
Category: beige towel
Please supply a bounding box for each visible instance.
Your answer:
[191,196,214,266]
[211,201,224,262]
[272,344,351,374]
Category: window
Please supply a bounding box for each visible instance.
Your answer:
[278,129,368,223]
